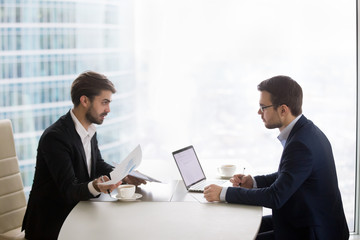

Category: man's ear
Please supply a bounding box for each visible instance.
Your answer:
[79,95,89,108]
[280,104,288,116]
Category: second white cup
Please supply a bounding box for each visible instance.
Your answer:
[217,164,236,177]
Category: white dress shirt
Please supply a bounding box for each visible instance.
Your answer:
[70,109,100,196]
[277,114,302,148]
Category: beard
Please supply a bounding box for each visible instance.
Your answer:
[262,115,282,129]
[264,122,282,129]
[85,106,107,125]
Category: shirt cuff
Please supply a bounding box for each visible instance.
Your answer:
[220,186,228,202]
[252,176,257,188]
[88,181,101,197]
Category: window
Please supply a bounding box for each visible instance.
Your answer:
[1,0,356,232]
[135,0,357,230]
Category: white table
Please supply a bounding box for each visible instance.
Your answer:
[59,159,263,240]
[59,200,262,240]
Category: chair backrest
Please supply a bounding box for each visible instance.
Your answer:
[0,119,27,235]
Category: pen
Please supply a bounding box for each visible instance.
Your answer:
[239,168,246,187]
[101,176,111,197]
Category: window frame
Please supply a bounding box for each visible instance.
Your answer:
[355,0,360,235]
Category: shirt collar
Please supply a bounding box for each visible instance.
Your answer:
[70,109,96,141]
[277,114,302,147]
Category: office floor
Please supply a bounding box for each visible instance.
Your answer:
[350,235,360,239]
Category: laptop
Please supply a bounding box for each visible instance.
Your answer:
[172,145,227,192]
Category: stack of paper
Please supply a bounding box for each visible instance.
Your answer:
[99,145,161,185]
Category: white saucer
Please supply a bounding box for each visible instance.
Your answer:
[115,193,142,201]
[219,174,232,179]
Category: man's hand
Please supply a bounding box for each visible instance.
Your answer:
[92,175,122,193]
[123,175,147,186]
[230,174,253,189]
[203,184,222,202]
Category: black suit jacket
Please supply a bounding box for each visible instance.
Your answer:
[22,111,113,240]
[226,115,349,240]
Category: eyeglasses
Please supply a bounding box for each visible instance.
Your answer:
[259,104,274,113]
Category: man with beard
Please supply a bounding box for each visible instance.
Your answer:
[22,71,146,240]
[204,76,349,240]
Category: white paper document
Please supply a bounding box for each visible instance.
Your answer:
[99,145,142,186]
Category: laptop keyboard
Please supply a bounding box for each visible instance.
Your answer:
[190,180,227,192]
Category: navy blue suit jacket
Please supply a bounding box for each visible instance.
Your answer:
[226,115,349,240]
[22,111,114,240]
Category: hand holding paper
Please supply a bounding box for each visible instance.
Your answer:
[98,145,142,186]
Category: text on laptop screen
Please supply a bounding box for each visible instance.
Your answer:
[173,147,205,187]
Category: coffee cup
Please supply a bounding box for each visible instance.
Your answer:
[117,184,136,199]
[217,164,236,177]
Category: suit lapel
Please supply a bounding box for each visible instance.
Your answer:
[90,135,97,179]
[278,115,308,171]
[77,138,89,178]
[284,115,307,149]
[63,111,90,179]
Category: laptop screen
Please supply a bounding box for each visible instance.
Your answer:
[172,145,206,188]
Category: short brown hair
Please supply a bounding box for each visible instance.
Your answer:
[257,75,303,116]
[71,71,116,106]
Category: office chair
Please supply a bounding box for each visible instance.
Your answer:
[0,119,26,240]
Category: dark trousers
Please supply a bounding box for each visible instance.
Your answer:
[256,215,275,240]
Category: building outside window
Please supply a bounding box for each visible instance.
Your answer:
[0,0,137,195]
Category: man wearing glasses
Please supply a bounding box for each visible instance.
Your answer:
[204,76,349,240]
